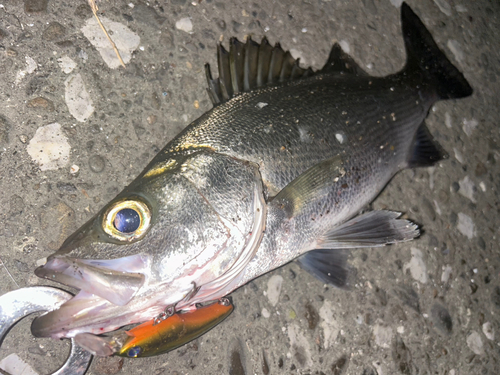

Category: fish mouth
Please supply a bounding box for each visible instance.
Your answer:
[32,254,154,339]
[35,255,146,306]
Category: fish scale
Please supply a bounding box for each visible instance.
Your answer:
[168,74,429,197]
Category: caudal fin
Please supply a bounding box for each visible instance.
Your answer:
[401,2,473,99]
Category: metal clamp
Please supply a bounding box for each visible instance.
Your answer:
[0,286,92,375]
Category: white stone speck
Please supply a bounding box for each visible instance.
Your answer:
[479,181,486,192]
[36,257,47,267]
[57,55,77,74]
[453,148,464,164]
[81,17,140,69]
[434,200,442,216]
[404,248,428,284]
[457,212,475,239]
[27,123,71,171]
[462,118,478,137]
[298,127,312,143]
[15,55,37,84]
[397,326,405,334]
[176,18,193,33]
[0,354,38,375]
[373,323,393,349]
[482,322,494,341]
[301,27,307,33]
[319,300,340,349]
[458,176,476,203]
[335,132,346,144]
[261,307,270,319]
[445,112,452,128]
[339,40,350,54]
[65,73,94,122]
[433,0,452,16]
[389,0,404,7]
[70,164,79,174]
[372,361,384,375]
[78,49,88,61]
[467,331,484,355]
[266,275,283,307]
[256,102,268,109]
[447,40,465,64]
[441,265,452,283]
[128,2,134,8]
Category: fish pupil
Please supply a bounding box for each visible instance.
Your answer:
[127,346,142,357]
[114,208,140,233]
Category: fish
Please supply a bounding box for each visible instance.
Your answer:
[31,2,472,355]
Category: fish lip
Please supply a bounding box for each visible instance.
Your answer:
[35,255,146,306]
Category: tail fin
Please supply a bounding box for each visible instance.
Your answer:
[401,2,473,99]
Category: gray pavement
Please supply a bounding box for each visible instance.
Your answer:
[0,0,498,374]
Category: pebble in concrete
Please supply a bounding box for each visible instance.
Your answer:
[466,331,484,355]
[81,17,140,69]
[176,18,193,33]
[457,213,475,239]
[64,73,94,122]
[27,123,70,171]
[458,176,477,203]
[319,300,340,349]
[373,323,393,349]
[89,155,106,173]
[403,248,428,284]
[482,322,494,341]
[266,275,283,307]
[287,324,313,368]
[0,353,38,375]
[57,55,77,74]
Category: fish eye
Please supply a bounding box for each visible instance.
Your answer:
[114,208,140,233]
[102,199,151,242]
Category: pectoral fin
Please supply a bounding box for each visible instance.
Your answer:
[272,155,344,217]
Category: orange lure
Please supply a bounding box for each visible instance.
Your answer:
[118,298,233,358]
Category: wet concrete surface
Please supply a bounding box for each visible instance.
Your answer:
[0,0,499,374]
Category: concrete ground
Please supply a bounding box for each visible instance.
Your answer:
[0,0,498,374]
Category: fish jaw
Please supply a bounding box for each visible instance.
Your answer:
[34,255,147,306]
[31,281,193,339]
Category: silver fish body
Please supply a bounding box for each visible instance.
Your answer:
[32,3,472,344]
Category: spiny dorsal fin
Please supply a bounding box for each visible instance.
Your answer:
[205,36,314,106]
[320,43,368,76]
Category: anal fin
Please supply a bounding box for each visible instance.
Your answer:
[407,122,447,168]
[298,211,417,286]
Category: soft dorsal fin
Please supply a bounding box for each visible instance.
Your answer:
[205,37,314,106]
[320,43,368,76]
